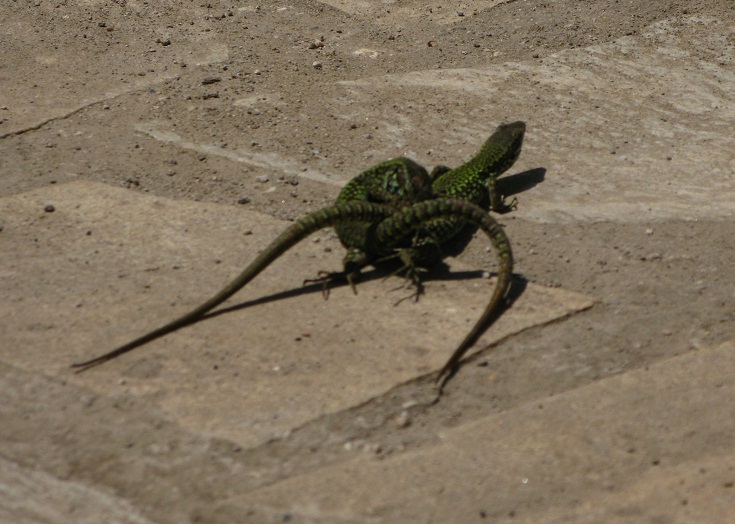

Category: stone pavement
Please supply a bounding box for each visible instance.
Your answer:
[1,2,734,522]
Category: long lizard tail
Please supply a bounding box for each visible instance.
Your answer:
[72,202,400,372]
[375,198,513,384]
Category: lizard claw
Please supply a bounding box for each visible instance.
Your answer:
[303,270,361,298]
[490,195,517,214]
[392,281,425,306]
[346,272,358,295]
[488,175,518,214]
[303,271,339,299]
[381,249,428,305]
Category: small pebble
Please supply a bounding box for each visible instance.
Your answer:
[44,205,55,213]
[395,411,411,428]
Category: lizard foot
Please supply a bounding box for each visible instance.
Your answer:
[392,280,426,305]
[390,264,428,305]
[490,195,518,214]
[377,249,429,305]
[303,270,358,299]
[488,178,518,214]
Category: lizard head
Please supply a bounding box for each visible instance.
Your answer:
[483,121,526,174]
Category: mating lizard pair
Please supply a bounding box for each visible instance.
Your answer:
[73,121,526,386]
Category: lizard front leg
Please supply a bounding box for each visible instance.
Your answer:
[487,176,518,214]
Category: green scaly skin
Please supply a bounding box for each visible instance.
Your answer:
[71,201,407,372]
[308,157,434,289]
[432,121,526,208]
[402,121,526,267]
[370,122,524,379]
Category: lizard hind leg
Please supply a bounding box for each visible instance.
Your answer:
[390,247,429,305]
[378,240,441,305]
[302,270,342,299]
[303,247,368,298]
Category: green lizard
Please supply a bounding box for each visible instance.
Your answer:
[74,157,438,372]
[422,122,525,382]
[330,121,525,295]
[310,121,525,380]
[71,198,511,376]
[360,121,525,381]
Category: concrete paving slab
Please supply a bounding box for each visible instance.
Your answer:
[2,3,734,523]
[0,456,153,524]
[335,16,735,222]
[1,1,228,137]
[320,0,511,26]
[0,181,593,449]
[0,359,261,524]
[228,339,735,523]
[99,14,735,225]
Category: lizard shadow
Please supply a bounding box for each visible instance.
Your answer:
[204,257,528,390]
[200,263,480,321]
[499,167,546,199]
[202,266,388,320]
[204,246,528,323]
